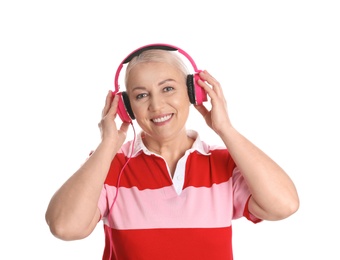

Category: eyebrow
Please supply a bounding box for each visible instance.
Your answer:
[130,79,176,92]
[130,86,146,93]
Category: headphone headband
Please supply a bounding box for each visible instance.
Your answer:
[114,43,199,94]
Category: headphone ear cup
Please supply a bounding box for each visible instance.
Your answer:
[186,74,196,104]
[186,74,208,105]
[117,91,135,123]
[193,73,208,105]
[122,91,135,120]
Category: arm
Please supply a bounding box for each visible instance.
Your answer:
[195,70,299,221]
[45,91,130,240]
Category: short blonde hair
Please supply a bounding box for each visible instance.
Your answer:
[124,49,190,87]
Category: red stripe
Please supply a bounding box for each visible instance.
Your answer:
[102,225,233,260]
[105,150,235,190]
[105,153,172,189]
[184,150,235,189]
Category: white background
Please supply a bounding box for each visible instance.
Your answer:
[1,0,339,259]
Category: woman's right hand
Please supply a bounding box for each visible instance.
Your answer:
[98,90,130,150]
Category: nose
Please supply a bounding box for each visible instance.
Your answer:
[148,94,165,112]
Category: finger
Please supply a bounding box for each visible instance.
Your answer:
[194,104,209,117]
[200,70,217,83]
[200,70,224,96]
[197,78,216,100]
[106,94,120,119]
[119,121,130,134]
[102,90,114,117]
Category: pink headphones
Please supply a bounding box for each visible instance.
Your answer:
[113,43,208,123]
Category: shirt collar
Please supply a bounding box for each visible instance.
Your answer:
[130,130,211,157]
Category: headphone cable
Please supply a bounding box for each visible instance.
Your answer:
[107,121,136,258]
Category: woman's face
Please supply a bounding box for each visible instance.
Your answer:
[126,61,191,141]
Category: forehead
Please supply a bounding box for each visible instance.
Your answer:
[126,62,186,89]
[129,61,184,79]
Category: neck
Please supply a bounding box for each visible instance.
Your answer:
[142,130,193,158]
[143,130,193,152]
[142,130,194,177]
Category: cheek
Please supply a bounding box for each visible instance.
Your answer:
[130,103,145,118]
[130,101,154,125]
[173,97,191,117]
[175,92,191,108]
[129,97,146,113]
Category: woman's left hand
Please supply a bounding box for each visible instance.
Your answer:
[194,70,232,135]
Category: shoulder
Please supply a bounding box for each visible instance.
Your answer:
[189,130,227,154]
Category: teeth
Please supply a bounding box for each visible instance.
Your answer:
[152,114,172,123]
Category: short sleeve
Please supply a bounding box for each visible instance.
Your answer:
[97,185,109,221]
[232,167,262,223]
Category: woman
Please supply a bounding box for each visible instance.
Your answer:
[45,44,299,259]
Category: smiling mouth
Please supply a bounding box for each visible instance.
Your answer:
[151,114,173,123]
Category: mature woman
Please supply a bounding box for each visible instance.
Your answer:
[45,44,299,259]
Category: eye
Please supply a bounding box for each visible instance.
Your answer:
[136,93,148,100]
[163,86,174,92]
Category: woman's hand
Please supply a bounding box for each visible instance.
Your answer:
[98,90,130,149]
[194,70,232,135]
[195,72,299,221]
[45,90,131,241]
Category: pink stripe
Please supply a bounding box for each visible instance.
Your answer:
[102,182,234,230]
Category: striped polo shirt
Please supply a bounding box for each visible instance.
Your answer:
[98,130,261,259]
